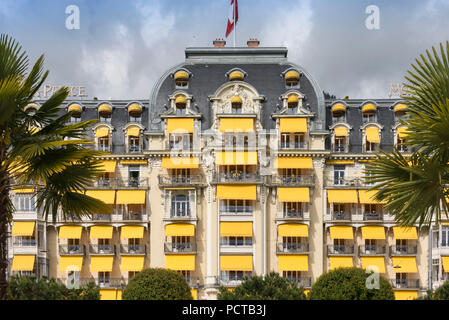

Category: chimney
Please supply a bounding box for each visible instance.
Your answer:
[247,38,260,47]
[213,38,226,47]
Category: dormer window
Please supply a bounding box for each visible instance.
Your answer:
[231,96,243,114]
[175,96,187,115]
[394,104,408,123]
[174,71,189,87]
[229,71,244,81]
[362,104,377,123]
[331,103,346,123]
[333,126,349,152]
[397,127,409,152]
[365,126,380,152]
[285,70,300,87]
[128,104,142,123]
[98,104,112,123]
[68,104,82,123]
[24,104,39,115]
[287,95,299,114]
[126,126,141,153]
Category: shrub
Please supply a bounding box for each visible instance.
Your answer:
[218,272,306,300]
[309,267,394,300]
[122,268,192,300]
[431,281,449,300]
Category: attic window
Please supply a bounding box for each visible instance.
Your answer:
[231,96,242,114]
[287,95,299,114]
[174,71,189,87]
[229,71,244,81]
[285,70,300,87]
[175,96,187,115]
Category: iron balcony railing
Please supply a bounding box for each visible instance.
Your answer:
[279,142,308,150]
[59,244,85,255]
[280,210,304,219]
[85,278,126,289]
[331,211,352,221]
[12,239,37,247]
[165,141,194,151]
[327,245,355,255]
[164,242,197,253]
[219,206,253,215]
[120,244,146,255]
[91,213,111,221]
[325,177,367,187]
[121,211,144,221]
[184,276,200,288]
[276,242,309,254]
[158,174,204,187]
[284,276,312,288]
[128,145,141,153]
[389,245,418,256]
[391,279,420,289]
[269,174,315,186]
[358,245,386,255]
[213,172,264,184]
[219,274,254,286]
[363,212,383,221]
[90,178,149,189]
[89,244,116,255]
[170,209,191,219]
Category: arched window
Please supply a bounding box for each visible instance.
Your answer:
[98,104,112,123]
[362,104,377,123]
[287,95,299,114]
[128,104,142,123]
[68,104,82,123]
[285,70,300,87]
[331,103,346,123]
[229,71,244,81]
[174,71,189,87]
[231,95,242,114]
[394,104,408,123]
[175,96,187,115]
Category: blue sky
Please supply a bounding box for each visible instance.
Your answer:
[1,0,449,99]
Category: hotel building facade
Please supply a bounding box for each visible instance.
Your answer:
[7,39,446,300]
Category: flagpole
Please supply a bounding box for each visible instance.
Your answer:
[233,0,236,47]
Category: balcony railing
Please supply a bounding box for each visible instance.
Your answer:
[120,244,146,255]
[91,213,111,221]
[219,274,254,286]
[128,145,141,153]
[59,244,85,255]
[327,245,354,255]
[90,178,149,189]
[158,174,204,187]
[389,245,418,256]
[165,141,194,151]
[284,276,312,288]
[331,211,352,221]
[280,210,304,219]
[276,242,309,254]
[269,174,315,186]
[279,142,308,150]
[219,206,253,215]
[363,212,383,221]
[121,211,143,221]
[12,239,37,247]
[164,242,197,253]
[170,210,192,219]
[89,244,116,255]
[358,245,386,255]
[213,172,263,184]
[325,177,366,187]
[391,279,420,289]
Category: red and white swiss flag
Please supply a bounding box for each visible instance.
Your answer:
[225,0,239,38]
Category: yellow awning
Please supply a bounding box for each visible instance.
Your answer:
[68,104,82,113]
[167,118,194,133]
[229,71,244,81]
[278,255,308,271]
[191,289,198,300]
[174,71,189,81]
[280,118,307,133]
[326,160,355,165]
[90,256,114,272]
[219,118,254,132]
[116,190,146,204]
[334,127,349,136]
[278,223,308,237]
[95,128,110,138]
[220,255,253,271]
[394,290,418,300]
[98,104,112,114]
[397,127,409,139]
[327,190,358,203]
[59,256,83,272]
[366,127,380,143]
[278,187,310,202]
[393,226,418,240]
[120,160,148,165]
[332,103,346,113]
[12,188,35,193]
[86,190,116,205]
[358,190,384,204]
[329,256,353,270]
[394,104,408,113]
[120,256,144,271]
[100,289,121,300]
[285,70,300,81]
[98,160,117,173]
[329,226,353,239]
[442,256,449,272]
[361,256,385,273]
[89,226,113,239]
[165,254,195,271]
[165,224,195,237]
[287,95,299,104]
[362,103,376,113]
[120,226,144,239]
[162,157,199,169]
[59,226,83,239]
[11,255,35,271]
[275,157,313,169]
[216,151,258,165]
[220,222,253,237]
[11,221,35,236]
[392,257,418,273]
[175,96,188,105]
[126,127,140,137]
[216,185,257,200]
[231,96,242,104]
[361,226,385,239]
[128,104,142,114]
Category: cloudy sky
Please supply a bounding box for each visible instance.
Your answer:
[1,0,449,100]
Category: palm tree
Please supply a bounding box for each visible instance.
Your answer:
[0,35,111,299]
[365,41,449,227]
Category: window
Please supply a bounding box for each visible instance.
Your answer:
[129,137,140,153]
[397,138,408,152]
[68,239,80,252]
[70,114,81,123]
[128,271,139,280]
[170,236,193,251]
[220,200,253,214]
[332,111,345,123]
[179,270,191,283]
[98,239,110,252]
[174,71,189,87]
[220,236,252,246]
[128,166,140,187]
[283,202,303,218]
[99,272,110,286]
[13,195,36,212]
[221,270,251,282]
[365,239,376,252]
[333,203,347,220]
[282,237,304,251]
[128,238,140,252]
[334,137,346,152]
[396,273,407,287]
[433,229,439,248]
[170,169,191,183]
[98,137,110,151]
[231,103,242,114]
[442,227,449,247]
[176,104,186,115]
[13,236,36,246]
[169,134,193,151]
[99,113,111,123]
[171,194,190,217]
[223,134,249,149]
[282,271,304,285]
[432,258,440,282]
[333,165,345,185]
[366,141,377,152]
[333,239,346,253]
[285,71,300,87]
[362,111,376,123]
[280,133,305,149]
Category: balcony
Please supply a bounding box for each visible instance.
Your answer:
[164,242,197,254]
[212,172,263,184]
[169,209,192,219]
[120,244,146,255]
[325,177,366,188]
[121,211,144,221]
[358,245,386,256]
[89,178,149,189]
[59,244,85,255]
[276,242,309,254]
[391,279,420,290]
[219,274,254,287]
[89,244,116,255]
[91,213,111,221]
[284,276,312,288]
[269,174,315,187]
[12,239,37,247]
[363,212,383,221]
[165,141,194,152]
[158,174,204,187]
[327,245,355,255]
[389,245,418,256]
[219,206,253,215]
[277,210,307,220]
[279,142,308,151]
[128,145,141,154]
[330,211,352,221]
